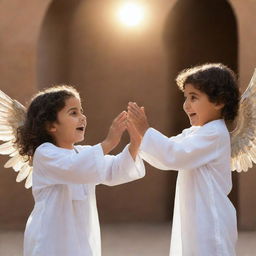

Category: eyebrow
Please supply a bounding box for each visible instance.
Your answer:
[67,107,83,113]
[184,92,200,97]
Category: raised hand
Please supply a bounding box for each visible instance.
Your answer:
[126,117,142,160]
[127,102,149,137]
[101,111,127,154]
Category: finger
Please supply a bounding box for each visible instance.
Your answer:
[129,103,144,116]
[127,106,142,119]
[126,118,139,133]
[127,115,137,125]
[117,111,127,119]
[126,119,135,133]
[114,111,127,123]
[128,102,141,111]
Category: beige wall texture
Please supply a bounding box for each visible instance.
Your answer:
[0,0,255,230]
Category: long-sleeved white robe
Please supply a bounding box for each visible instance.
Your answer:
[140,119,237,256]
[23,142,145,256]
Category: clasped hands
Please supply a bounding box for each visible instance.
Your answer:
[101,102,149,156]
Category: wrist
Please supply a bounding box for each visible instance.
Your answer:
[101,139,113,154]
[141,126,149,137]
[128,143,139,160]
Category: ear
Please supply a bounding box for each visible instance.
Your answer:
[214,102,225,110]
[46,121,57,133]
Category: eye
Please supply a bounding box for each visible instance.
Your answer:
[191,95,197,101]
[70,111,77,116]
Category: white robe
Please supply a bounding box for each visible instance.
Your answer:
[140,119,237,256]
[23,142,145,256]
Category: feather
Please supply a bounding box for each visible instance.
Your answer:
[0,125,13,131]
[248,147,256,163]
[16,164,31,182]
[0,101,13,111]
[13,160,26,172]
[9,151,18,157]
[0,126,14,132]
[0,90,30,189]
[231,69,256,172]
[0,133,15,141]
[25,169,33,189]
[0,144,16,155]
[4,154,23,168]
[0,140,14,149]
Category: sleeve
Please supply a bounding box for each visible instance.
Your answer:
[34,143,145,185]
[139,127,219,171]
[101,144,145,186]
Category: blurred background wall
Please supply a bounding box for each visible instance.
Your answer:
[0,0,256,230]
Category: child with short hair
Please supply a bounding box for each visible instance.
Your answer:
[16,85,145,256]
[128,63,240,256]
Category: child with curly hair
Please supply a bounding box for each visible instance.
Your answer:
[128,63,240,256]
[17,85,144,256]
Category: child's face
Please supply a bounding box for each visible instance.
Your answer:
[48,96,87,149]
[183,84,224,126]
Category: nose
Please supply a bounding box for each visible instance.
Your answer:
[80,114,87,122]
[183,98,190,112]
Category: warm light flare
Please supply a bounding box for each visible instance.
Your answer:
[118,2,145,27]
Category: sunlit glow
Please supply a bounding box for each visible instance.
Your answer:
[118,2,145,27]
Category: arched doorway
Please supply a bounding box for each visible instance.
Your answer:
[164,0,238,209]
[37,0,82,89]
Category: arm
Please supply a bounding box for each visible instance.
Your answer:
[33,111,127,185]
[34,110,145,186]
[100,115,145,186]
[127,102,219,170]
[140,127,219,171]
[34,143,107,185]
[34,142,145,186]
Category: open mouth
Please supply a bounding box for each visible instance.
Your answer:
[189,113,196,118]
[76,127,85,131]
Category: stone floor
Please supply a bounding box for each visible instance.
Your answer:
[0,223,255,256]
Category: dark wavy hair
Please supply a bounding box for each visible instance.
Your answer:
[16,85,80,158]
[176,63,240,121]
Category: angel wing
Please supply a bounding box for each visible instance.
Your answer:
[0,90,33,188]
[231,69,256,172]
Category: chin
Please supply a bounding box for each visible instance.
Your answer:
[75,137,84,143]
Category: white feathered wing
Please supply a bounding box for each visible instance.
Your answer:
[0,90,33,188]
[231,69,256,172]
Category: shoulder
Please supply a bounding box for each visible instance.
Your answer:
[181,126,199,136]
[35,142,55,153]
[35,142,57,154]
[195,119,229,143]
[34,142,69,160]
[74,144,92,152]
[202,119,229,136]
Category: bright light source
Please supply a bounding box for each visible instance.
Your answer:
[118,2,145,27]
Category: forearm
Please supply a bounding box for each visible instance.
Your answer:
[101,139,114,155]
[128,141,141,160]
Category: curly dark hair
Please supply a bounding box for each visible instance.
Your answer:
[176,63,240,121]
[16,85,80,158]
